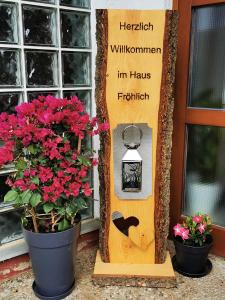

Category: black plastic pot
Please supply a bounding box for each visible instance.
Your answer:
[173,237,213,277]
[23,220,81,300]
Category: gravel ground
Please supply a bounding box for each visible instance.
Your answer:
[1,242,225,300]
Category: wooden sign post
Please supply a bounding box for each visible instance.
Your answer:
[93,9,177,286]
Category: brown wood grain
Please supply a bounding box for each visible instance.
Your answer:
[211,225,225,257]
[95,10,111,263]
[186,109,225,126]
[154,11,178,264]
[173,0,179,10]
[170,0,192,231]
[192,0,225,6]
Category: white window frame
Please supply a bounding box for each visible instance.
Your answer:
[0,0,100,261]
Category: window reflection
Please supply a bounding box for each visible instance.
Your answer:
[189,5,225,109]
[184,125,225,227]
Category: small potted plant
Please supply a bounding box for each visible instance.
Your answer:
[172,213,213,277]
[0,95,108,299]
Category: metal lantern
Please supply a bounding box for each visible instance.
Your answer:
[122,125,143,192]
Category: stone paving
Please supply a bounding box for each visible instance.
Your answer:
[1,242,225,300]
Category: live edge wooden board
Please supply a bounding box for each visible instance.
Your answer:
[93,9,178,286]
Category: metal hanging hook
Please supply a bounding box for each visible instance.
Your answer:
[122,124,143,149]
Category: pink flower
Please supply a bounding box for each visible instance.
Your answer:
[173,224,183,237]
[38,112,52,124]
[49,148,62,160]
[72,153,77,160]
[193,215,203,223]
[0,147,14,166]
[78,168,87,178]
[198,223,205,234]
[29,183,37,191]
[57,171,64,178]
[82,182,92,197]
[181,229,189,240]
[38,167,53,183]
[92,158,98,166]
[24,169,36,177]
[14,179,27,191]
[91,117,98,126]
[98,122,110,132]
[66,167,78,174]
[16,102,35,116]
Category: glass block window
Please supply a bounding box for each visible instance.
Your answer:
[23,6,57,46]
[0,2,18,43]
[0,0,92,246]
[60,0,90,9]
[61,10,90,48]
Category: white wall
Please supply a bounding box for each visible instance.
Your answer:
[93,0,173,10]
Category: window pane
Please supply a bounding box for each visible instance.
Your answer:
[0,49,21,87]
[62,52,90,86]
[0,2,18,43]
[23,6,56,46]
[25,51,58,87]
[184,125,225,227]
[189,5,225,109]
[0,93,20,113]
[32,0,55,3]
[0,174,11,207]
[61,11,90,48]
[60,0,90,9]
[63,90,91,113]
[0,209,23,245]
[80,196,93,220]
[27,91,58,102]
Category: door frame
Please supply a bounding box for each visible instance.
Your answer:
[170,0,225,257]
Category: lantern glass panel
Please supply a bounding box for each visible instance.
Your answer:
[122,161,142,192]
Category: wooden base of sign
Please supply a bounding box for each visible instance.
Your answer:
[92,251,176,288]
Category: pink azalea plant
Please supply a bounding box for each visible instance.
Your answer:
[0,95,109,233]
[173,213,212,246]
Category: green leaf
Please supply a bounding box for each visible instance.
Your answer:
[4,190,19,202]
[21,190,33,204]
[38,157,48,165]
[16,160,27,171]
[30,193,41,207]
[28,144,37,155]
[43,203,54,214]
[31,176,40,185]
[21,216,28,227]
[57,207,66,216]
[82,177,90,183]
[77,155,91,167]
[14,196,23,207]
[82,157,91,167]
[58,218,70,231]
[16,171,24,179]
[75,197,87,210]
[66,204,78,217]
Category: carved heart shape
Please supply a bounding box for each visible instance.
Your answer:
[112,211,154,250]
[129,226,154,250]
[112,211,139,237]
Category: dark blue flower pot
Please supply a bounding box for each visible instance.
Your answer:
[23,219,81,300]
